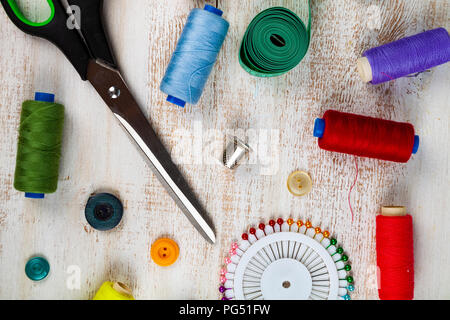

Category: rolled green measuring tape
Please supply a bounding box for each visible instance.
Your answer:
[14,92,65,199]
[239,3,311,77]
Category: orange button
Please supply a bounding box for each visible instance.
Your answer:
[151,238,179,267]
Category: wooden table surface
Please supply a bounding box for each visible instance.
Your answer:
[0,0,449,300]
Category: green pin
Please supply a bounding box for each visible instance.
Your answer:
[332,247,343,256]
[336,254,348,263]
[338,264,351,272]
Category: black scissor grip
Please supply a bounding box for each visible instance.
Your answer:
[1,0,91,80]
[67,0,116,67]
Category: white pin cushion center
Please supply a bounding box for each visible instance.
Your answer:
[233,232,340,300]
[261,258,312,300]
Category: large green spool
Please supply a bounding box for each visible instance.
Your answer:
[239,4,311,77]
[13,92,65,199]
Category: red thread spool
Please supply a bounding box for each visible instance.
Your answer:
[376,206,414,300]
[314,110,419,162]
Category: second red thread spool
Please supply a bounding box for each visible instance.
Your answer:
[376,206,414,300]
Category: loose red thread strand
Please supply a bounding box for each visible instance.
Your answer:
[380,72,395,81]
[348,156,358,222]
[376,215,414,300]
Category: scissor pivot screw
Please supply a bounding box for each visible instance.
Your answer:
[108,86,121,99]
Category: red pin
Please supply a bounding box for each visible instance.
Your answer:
[259,223,266,235]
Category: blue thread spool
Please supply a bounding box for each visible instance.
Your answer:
[24,92,56,199]
[313,118,420,155]
[160,5,229,107]
[85,193,124,231]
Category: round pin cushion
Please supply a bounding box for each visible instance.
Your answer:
[219,219,353,300]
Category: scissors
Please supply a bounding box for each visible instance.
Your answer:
[1,0,215,244]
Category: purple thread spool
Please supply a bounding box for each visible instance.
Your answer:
[357,28,450,84]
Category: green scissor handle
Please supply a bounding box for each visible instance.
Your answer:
[1,0,92,79]
[5,0,55,27]
[1,0,116,79]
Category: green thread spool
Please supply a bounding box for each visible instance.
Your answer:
[239,4,311,77]
[13,92,65,199]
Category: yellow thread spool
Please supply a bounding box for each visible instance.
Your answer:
[93,281,135,300]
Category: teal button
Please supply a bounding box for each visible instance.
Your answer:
[25,257,50,281]
[85,193,123,231]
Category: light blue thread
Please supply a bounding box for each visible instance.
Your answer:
[160,7,229,107]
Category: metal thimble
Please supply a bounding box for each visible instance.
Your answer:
[222,136,252,170]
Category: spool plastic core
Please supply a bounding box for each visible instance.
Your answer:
[204,4,223,16]
[412,135,420,154]
[381,206,406,217]
[357,57,373,83]
[167,95,186,108]
[313,118,325,138]
[112,282,133,296]
[24,92,56,199]
[34,92,55,103]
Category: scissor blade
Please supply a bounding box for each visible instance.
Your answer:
[86,60,215,244]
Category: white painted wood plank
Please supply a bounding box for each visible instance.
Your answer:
[0,0,448,300]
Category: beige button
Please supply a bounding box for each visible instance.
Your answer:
[287,171,312,196]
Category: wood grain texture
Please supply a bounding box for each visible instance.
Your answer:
[0,0,449,300]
